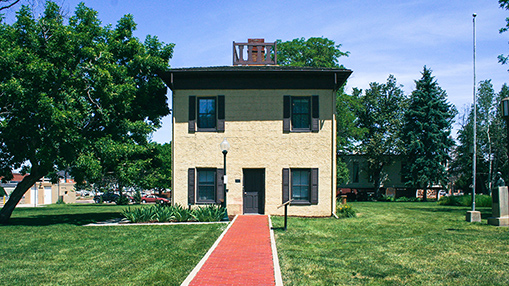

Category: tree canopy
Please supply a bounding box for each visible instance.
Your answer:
[354,75,407,198]
[499,0,509,68]
[276,37,349,68]
[450,81,509,194]
[0,1,173,223]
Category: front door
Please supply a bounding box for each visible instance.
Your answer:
[243,169,265,214]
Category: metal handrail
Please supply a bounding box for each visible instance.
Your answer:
[277,199,293,209]
[277,199,293,230]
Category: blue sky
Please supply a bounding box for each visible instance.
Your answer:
[3,0,509,143]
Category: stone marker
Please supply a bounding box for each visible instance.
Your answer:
[466,210,481,222]
[488,186,509,227]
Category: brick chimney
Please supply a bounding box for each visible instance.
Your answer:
[248,38,265,63]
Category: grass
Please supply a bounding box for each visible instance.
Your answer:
[0,204,225,285]
[272,202,509,286]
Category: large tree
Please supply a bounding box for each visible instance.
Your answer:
[499,0,509,68]
[401,67,456,201]
[451,81,509,194]
[276,37,349,68]
[74,141,172,196]
[276,37,361,184]
[0,0,20,11]
[0,2,173,223]
[354,75,407,198]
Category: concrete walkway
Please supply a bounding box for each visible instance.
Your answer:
[182,215,282,286]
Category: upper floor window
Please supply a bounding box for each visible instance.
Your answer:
[189,95,225,133]
[283,95,319,132]
[291,97,311,129]
[197,98,216,129]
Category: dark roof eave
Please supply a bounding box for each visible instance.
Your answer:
[161,66,352,91]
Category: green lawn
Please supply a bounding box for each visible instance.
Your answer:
[272,202,509,286]
[0,204,225,286]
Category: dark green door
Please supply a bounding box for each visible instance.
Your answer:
[243,169,265,214]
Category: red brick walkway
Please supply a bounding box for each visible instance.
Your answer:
[188,215,276,286]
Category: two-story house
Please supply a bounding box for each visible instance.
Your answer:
[161,39,352,216]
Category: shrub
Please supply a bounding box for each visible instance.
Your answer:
[121,206,157,223]
[394,196,412,202]
[192,204,226,222]
[116,195,130,205]
[336,203,356,218]
[437,195,492,207]
[476,195,492,207]
[153,205,173,222]
[378,195,394,202]
[132,190,142,204]
[122,204,227,223]
[171,204,193,222]
[437,195,455,206]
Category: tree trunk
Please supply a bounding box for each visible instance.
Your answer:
[373,166,383,199]
[0,173,43,224]
[374,175,382,199]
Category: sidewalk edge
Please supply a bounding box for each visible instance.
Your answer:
[180,215,238,286]
[269,215,284,286]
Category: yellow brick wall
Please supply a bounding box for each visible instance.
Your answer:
[173,89,337,217]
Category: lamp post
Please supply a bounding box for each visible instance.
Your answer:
[220,138,230,221]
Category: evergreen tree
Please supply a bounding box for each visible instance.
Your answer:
[401,67,456,200]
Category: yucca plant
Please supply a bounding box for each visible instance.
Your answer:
[171,204,193,222]
[192,205,226,222]
[154,205,174,222]
[121,206,157,223]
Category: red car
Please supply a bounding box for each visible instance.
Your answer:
[141,195,169,205]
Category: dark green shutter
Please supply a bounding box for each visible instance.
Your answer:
[312,95,319,132]
[283,95,291,132]
[188,168,195,205]
[311,168,318,204]
[217,95,225,132]
[188,96,196,133]
[282,168,290,203]
[216,168,224,204]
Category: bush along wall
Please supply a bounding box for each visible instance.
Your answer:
[121,204,226,223]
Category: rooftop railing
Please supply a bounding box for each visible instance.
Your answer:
[233,40,277,65]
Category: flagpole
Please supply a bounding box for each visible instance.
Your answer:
[472,13,477,212]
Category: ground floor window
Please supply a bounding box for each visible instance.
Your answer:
[188,168,224,205]
[292,169,310,202]
[282,168,318,205]
[197,168,216,203]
